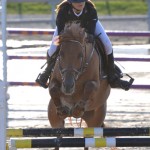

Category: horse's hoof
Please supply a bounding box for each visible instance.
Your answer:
[71,105,84,118]
[56,106,70,118]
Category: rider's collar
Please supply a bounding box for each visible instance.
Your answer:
[72,9,83,17]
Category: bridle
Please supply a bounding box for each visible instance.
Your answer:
[58,39,95,80]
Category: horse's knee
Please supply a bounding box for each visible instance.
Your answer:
[49,86,62,107]
[50,86,60,97]
[84,81,97,92]
[84,81,98,100]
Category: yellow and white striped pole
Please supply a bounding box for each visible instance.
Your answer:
[7,127,150,137]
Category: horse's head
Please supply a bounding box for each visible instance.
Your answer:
[58,22,92,95]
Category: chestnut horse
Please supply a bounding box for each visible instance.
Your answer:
[48,22,110,131]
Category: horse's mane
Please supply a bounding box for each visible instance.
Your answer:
[59,21,87,44]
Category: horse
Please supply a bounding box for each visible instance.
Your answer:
[48,22,111,149]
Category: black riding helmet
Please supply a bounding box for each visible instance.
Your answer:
[68,0,87,3]
[68,0,87,11]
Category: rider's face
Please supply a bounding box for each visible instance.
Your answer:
[72,2,85,11]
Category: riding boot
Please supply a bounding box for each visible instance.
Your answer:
[36,53,56,88]
[107,52,133,91]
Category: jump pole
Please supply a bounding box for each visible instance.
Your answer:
[9,137,150,148]
[0,0,7,150]
[7,127,150,137]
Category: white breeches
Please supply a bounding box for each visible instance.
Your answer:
[47,20,113,57]
[47,27,58,57]
[94,20,113,55]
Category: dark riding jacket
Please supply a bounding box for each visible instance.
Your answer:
[56,2,98,35]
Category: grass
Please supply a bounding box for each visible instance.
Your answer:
[7,0,148,15]
[95,1,148,15]
[7,3,51,14]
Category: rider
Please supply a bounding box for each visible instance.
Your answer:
[36,0,134,90]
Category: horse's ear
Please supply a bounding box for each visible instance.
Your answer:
[80,28,85,33]
[79,28,85,38]
[79,28,87,43]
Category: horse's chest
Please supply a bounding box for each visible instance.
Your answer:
[60,95,81,109]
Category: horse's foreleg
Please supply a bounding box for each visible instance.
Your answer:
[48,99,65,150]
[48,99,65,128]
[83,103,107,127]
[72,81,98,118]
[49,83,62,107]
[83,80,98,101]
[50,82,70,118]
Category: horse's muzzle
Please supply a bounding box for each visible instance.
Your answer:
[61,71,75,95]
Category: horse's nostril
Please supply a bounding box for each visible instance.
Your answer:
[65,82,74,91]
[62,78,75,95]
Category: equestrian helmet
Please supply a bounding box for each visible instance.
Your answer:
[68,0,87,3]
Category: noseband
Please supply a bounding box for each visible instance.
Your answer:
[58,39,95,80]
